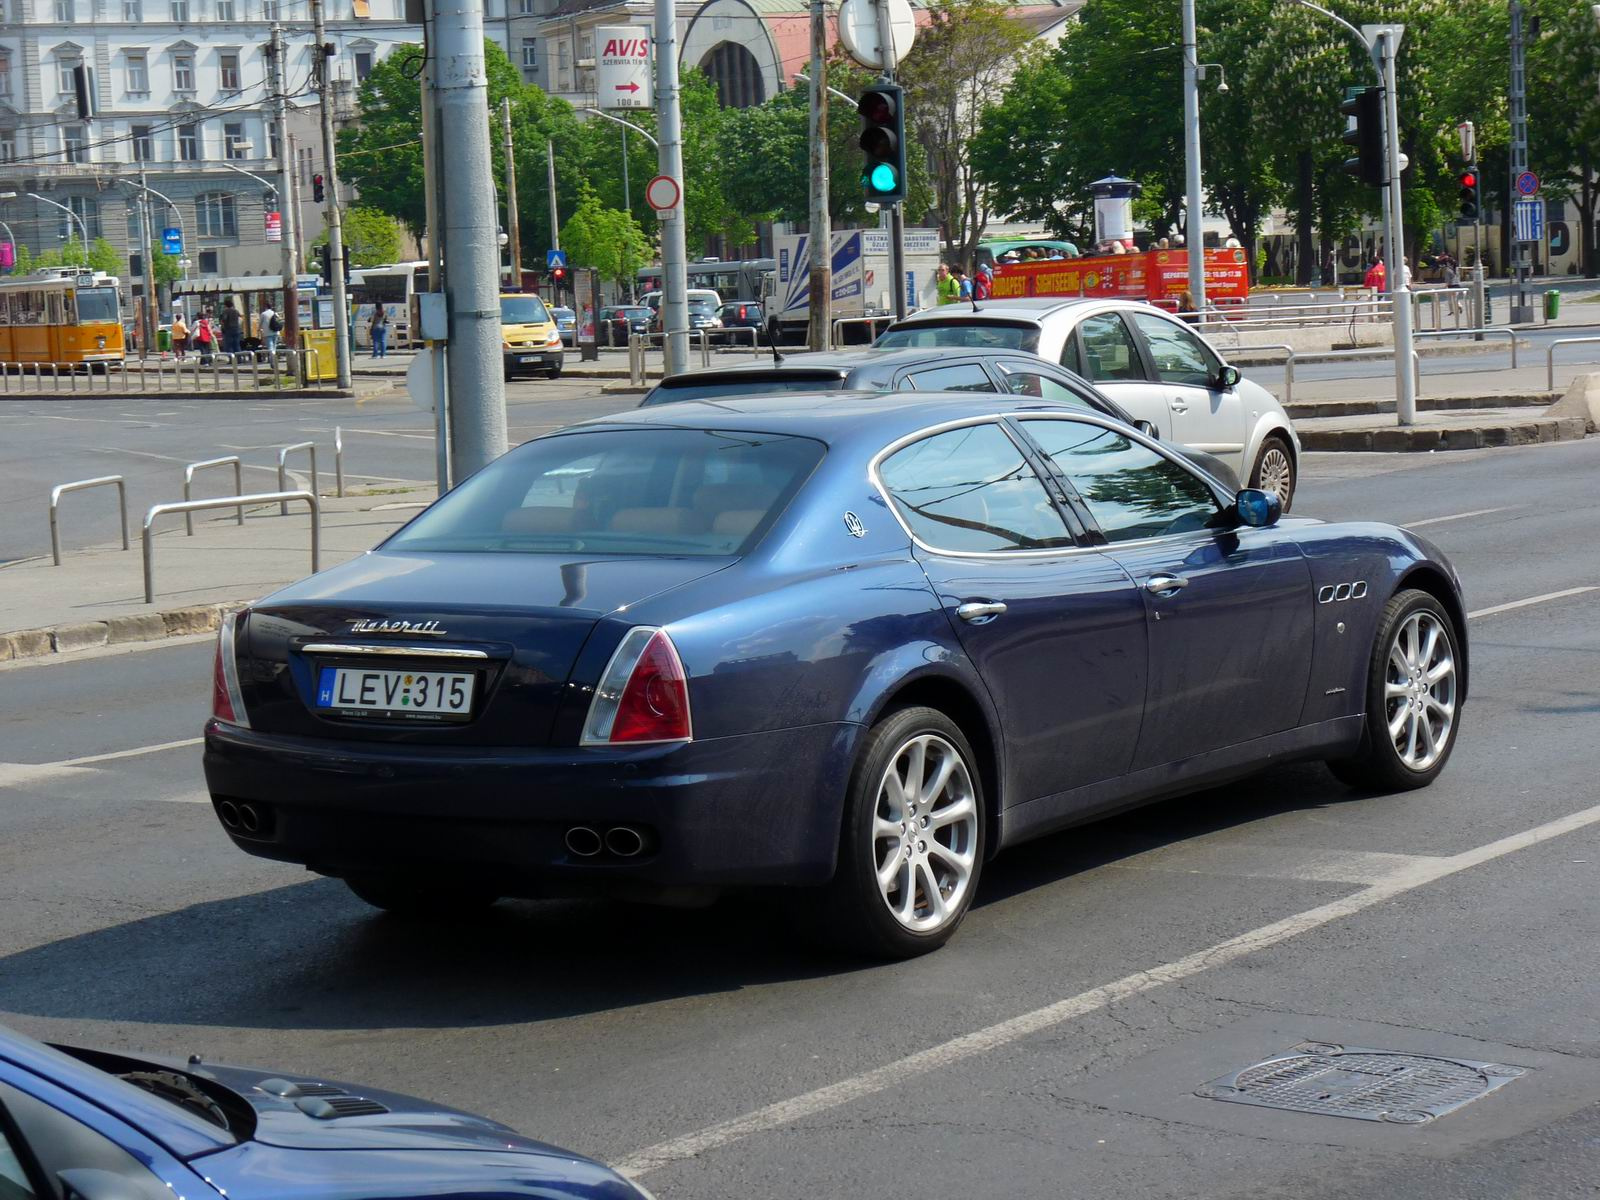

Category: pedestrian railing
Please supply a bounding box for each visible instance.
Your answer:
[1546,336,1600,390]
[1,348,334,394]
[716,326,766,356]
[1229,343,1422,403]
[831,316,895,346]
[142,491,319,604]
[49,475,128,566]
[276,442,318,516]
[334,426,345,498]
[1414,327,1517,369]
[183,456,245,535]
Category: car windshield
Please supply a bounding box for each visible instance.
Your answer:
[875,321,1040,353]
[641,373,848,406]
[619,307,651,318]
[500,296,551,325]
[553,308,575,320]
[384,427,825,557]
[689,300,719,315]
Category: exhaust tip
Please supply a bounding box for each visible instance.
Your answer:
[565,826,603,858]
[217,800,241,829]
[237,803,261,835]
[605,826,645,858]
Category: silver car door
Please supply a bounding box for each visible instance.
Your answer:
[1070,311,1173,439]
[1125,310,1247,463]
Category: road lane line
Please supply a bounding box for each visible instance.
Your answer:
[54,737,204,767]
[615,800,1600,1179]
[1468,586,1598,620]
[0,738,205,788]
[1405,506,1515,528]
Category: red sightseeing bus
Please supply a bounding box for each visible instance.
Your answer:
[989,247,1251,312]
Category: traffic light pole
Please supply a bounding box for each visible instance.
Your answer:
[1371,25,1416,426]
[873,0,905,320]
[269,26,300,352]
[806,0,831,351]
[311,0,351,389]
[1181,0,1205,316]
[654,0,689,376]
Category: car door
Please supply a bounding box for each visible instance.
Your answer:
[1015,415,1315,768]
[1067,310,1173,438]
[876,419,1148,800]
[1124,310,1247,463]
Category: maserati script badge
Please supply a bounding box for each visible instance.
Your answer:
[350,618,447,635]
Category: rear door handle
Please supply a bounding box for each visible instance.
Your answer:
[1144,574,1188,596]
[956,601,1007,623]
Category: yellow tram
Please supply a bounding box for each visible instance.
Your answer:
[0,271,126,368]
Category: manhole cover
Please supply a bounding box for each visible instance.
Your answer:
[1196,1042,1526,1124]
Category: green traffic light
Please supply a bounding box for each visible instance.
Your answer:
[868,163,900,193]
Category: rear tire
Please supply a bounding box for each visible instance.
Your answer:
[344,874,500,918]
[806,706,985,959]
[1327,588,1462,792]
[1248,434,1296,512]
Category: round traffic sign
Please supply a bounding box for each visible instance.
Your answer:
[645,174,681,212]
[838,0,916,69]
[1516,170,1539,196]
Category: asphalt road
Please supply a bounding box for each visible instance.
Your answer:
[2,438,1598,1198]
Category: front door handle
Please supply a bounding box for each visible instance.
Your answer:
[956,600,1007,623]
[1144,574,1188,596]
[1169,396,1190,414]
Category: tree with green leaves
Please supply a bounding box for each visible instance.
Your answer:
[560,184,653,291]
[309,206,404,267]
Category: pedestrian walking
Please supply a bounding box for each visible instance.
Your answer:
[195,308,215,364]
[957,271,973,301]
[219,298,242,355]
[935,263,960,306]
[170,309,189,360]
[260,302,281,356]
[1363,258,1386,321]
[1441,254,1462,317]
[973,262,993,301]
[369,304,389,358]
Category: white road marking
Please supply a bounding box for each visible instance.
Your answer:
[1468,586,1598,620]
[54,737,204,767]
[338,427,434,441]
[615,801,1600,1179]
[1108,844,1434,886]
[1405,506,1515,528]
[0,737,204,788]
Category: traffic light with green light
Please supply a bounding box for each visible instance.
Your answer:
[858,83,906,206]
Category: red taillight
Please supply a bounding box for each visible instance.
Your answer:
[581,628,691,745]
[738,305,747,321]
[211,611,250,728]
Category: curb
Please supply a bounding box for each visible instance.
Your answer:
[1286,392,1558,419]
[1300,416,1589,453]
[0,601,246,664]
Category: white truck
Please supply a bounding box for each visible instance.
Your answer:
[765,227,942,344]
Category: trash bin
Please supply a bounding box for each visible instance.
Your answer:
[157,328,171,353]
[1545,289,1561,321]
[299,328,337,382]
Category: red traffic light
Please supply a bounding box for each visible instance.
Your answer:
[1460,171,1477,189]
[552,266,567,281]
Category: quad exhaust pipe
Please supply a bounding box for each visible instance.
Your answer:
[604,826,645,858]
[564,825,650,859]
[564,826,603,858]
[238,802,262,835]
[217,800,241,829]
[216,799,264,835]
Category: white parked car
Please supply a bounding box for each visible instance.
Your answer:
[875,298,1300,508]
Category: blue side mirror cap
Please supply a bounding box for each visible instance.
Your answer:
[1235,487,1281,528]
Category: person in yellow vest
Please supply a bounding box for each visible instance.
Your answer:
[171,309,189,359]
[935,263,960,305]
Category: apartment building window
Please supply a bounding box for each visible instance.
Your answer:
[61,197,101,240]
[224,121,246,158]
[216,0,235,18]
[170,0,189,19]
[267,119,280,159]
[196,193,237,237]
[521,38,538,69]
[354,50,373,80]
[198,250,219,274]
[58,58,79,95]
[123,0,141,18]
[0,130,15,163]
[131,124,153,161]
[219,52,241,92]
[173,52,195,90]
[63,125,88,164]
[517,0,532,12]
[178,122,198,160]
[0,53,11,98]
[55,0,74,19]
[299,145,314,185]
[126,52,149,94]
[262,0,279,16]
[129,251,143,278]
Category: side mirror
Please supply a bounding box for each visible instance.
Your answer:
[1133,420,1159,440]
[1235,487,1281,528]
[1215,364,1242,389]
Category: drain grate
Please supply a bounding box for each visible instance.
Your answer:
[1196,1042,1526,1125]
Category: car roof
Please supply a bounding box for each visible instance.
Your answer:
[889,298,1117,324]
[654,346,1053,379]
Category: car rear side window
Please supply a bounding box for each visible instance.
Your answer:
[998,366,1097,412]
[1022,419,1219,543]
[386,428,824,556]
[640,373,847,405]
[1127,312,1219,387]
[874,322,1040,353]
[1076,313,1146,382]
[878,422,1074,553]
[903,364,996,392]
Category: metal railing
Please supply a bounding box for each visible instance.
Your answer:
[276,442,318,515]
[3,348,331,394]
[832,315,895,346]
[628,332,649,386]
[183,456,245,535]
[716,326,766,356]
[1546,336,1600,390]
[1230,343,1420,403]
[143,491,319,604]
[334,426,345,498]
[1414,326,1517,369]
[49,475,128,566]
[659,328,712,370]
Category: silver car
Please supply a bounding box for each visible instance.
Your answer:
[876,298,1300,508]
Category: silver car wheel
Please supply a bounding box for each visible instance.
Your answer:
[1384,610,1457,772]
[1257,444,1294,507]
[872,733,978,933]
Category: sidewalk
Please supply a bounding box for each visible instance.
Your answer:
[0,489,433,660]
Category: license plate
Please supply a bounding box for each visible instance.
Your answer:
[316,666,475,720]
[519,354,542,364]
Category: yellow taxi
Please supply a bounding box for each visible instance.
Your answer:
[501,292,564,379]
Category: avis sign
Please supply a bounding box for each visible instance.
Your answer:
[596,26,652,109]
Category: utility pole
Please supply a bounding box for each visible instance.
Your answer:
[1180,0,1205,315]
[1367,23,1416,424]
[136,166,156,357]
[501,97,521,288]
[419,13,449,491]
[433,0,508,476]
[286,132,303,326]
[545,137,559,301]
[873,0,905,318]
[654,0,689,375]
[311,0,351,388]
[269,24,300,349]
[806,0,830,350]
[1508,0,1534,322]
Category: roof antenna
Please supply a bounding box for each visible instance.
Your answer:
[762,315,784,364]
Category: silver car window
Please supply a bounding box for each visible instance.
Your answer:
[1076,313,1146,383]
[1127,311,1220,387]
[903,364,996,393]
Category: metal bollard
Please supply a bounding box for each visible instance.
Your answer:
[335,426,345,498]
[49,475,129,566]
[143,491,319,604]
[183,456,245,535]
[276,442,318,514]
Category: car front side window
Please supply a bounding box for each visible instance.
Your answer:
[998,366,1096,413]
[879,422,1074,553]
[903,364,996,392]
[1021,419,1220,543]
[1127,312,1220,387]
[1075,313,1146,383]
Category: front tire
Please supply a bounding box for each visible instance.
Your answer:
[811,707,985,959]
[1327,588,1462,792]
[1249,434,1296,512]
[344,874,500,918]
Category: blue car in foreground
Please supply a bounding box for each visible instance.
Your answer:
[0,1023,648,1200]
[204,393,1467,958]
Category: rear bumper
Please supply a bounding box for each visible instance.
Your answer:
[203,719,860,890]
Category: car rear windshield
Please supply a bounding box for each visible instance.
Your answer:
[640,372,848,406]
[874,321,1040,353]
[385,428,825,557]
[501,296,551,325]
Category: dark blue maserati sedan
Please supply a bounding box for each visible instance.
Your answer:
[0,1022,649,1200]
[204,394,1466,958]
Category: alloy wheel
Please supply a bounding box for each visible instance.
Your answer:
[1384,610,1457,772]
[871,733,979,932]
[1257,444,1294,508]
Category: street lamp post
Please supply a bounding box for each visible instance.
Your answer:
[1181,0,1205,314]
[21,192,91,262]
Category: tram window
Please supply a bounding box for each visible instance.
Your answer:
[0,295,10,326]
[74,289,116,323]
[60,292,77,324]
[45,293,65,325]
[15,291,42,325]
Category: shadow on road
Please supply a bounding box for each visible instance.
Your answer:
[0,761,1360,1031]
